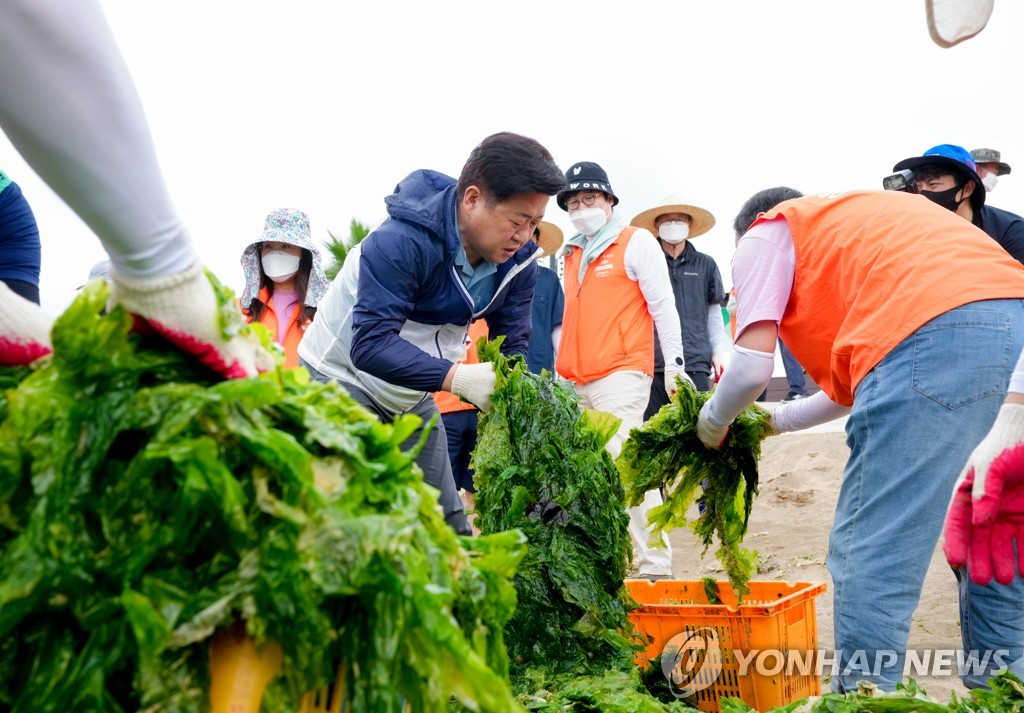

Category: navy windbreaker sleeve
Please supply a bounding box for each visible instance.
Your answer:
[486,260,537,359]
[350,232,454,392]
[0,181,42,289]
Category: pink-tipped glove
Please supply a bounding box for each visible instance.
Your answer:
[111,262,270,379]
[712,351,730,383]
[944,404,1024,585]
[664,365,695,397]
[0,281,53,365]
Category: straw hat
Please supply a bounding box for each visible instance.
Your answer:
[631,196,716,239]
[534,221,564,258]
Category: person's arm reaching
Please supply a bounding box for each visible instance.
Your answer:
[696,326,776,448]
[696,218,795,448]
[771,390,850,433]
[350,234,456,392]
[0,0,265,377]
[944,347,1024,585]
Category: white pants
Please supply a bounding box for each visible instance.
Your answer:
[575,370,673,577]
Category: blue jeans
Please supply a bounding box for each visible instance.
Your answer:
[779,338,807,395]
[828,300,1024,692]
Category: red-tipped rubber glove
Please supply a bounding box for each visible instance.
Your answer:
[944,404,1024,585]
[665,365,695,397]
[0,281,52,365]
[111,262,269,379]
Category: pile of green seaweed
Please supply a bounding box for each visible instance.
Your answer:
[472,339,696,711]
[617,383,774,596]
[0,282,525,713]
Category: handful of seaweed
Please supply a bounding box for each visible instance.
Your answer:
[617,383,774,596]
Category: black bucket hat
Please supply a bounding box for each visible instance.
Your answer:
[556,161,619,211]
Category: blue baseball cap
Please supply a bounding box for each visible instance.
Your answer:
[893,144,985,209]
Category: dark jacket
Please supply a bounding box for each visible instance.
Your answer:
[298,169,538,412]
[653,240,724,374]
[977,204,1024,265]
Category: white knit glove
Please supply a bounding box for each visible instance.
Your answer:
[111,262,269,379]
[696,400,730,450]
[664,365,694,396]
[712,351,730,383]
[0,281,53,365]
[451,362,496,412]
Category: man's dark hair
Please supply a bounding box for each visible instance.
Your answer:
[911,164,965,185]
[456,132,565,202]
[732,186,804,236]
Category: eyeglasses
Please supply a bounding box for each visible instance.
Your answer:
[565,192,601,211]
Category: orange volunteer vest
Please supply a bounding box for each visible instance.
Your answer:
[556,227,656,384]
[433,319,490,414]
[243,287,310,370]
[754,190,1024,406]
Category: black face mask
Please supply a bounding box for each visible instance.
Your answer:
[921,184,965,213]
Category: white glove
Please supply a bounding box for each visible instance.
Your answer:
[0,281,53,365]
[711,351,730,383]
[111,262,269,379]
[450,362,496,412]
[696,400,729,450]
[664,366,694,396]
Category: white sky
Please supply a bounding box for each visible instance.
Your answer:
[4,1,1024,316]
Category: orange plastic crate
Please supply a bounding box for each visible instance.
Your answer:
[626,579,827,712]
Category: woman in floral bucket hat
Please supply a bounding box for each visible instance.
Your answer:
[240,208,329,368]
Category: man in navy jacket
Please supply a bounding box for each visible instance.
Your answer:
[299,132,565,534]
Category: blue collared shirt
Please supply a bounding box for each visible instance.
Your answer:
[454,243,499,312]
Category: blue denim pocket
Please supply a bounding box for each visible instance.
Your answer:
[912,309,1012,409]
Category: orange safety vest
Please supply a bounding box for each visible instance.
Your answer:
[242,287,311,370]
[433,319,490,414]
[556,227,655,384]
[755,190,1024,406]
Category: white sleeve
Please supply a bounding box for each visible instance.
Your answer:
[551,324,562,363]
[772,390,851,433]
[0,0,196,278]
[707,304,729,354]
[624,230,686,369]
[1009,347,1024,395]
[702,344,775,428]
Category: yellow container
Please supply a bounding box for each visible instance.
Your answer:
[208,626,283,713]
[626,579,827,712]
[208,631,410,713]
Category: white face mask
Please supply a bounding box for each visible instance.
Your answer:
[982,172,999,192]
[659,221,690,244]
[262,250,301,282]
[570,206,608,236]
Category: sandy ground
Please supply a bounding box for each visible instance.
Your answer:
[663,425,969,705]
